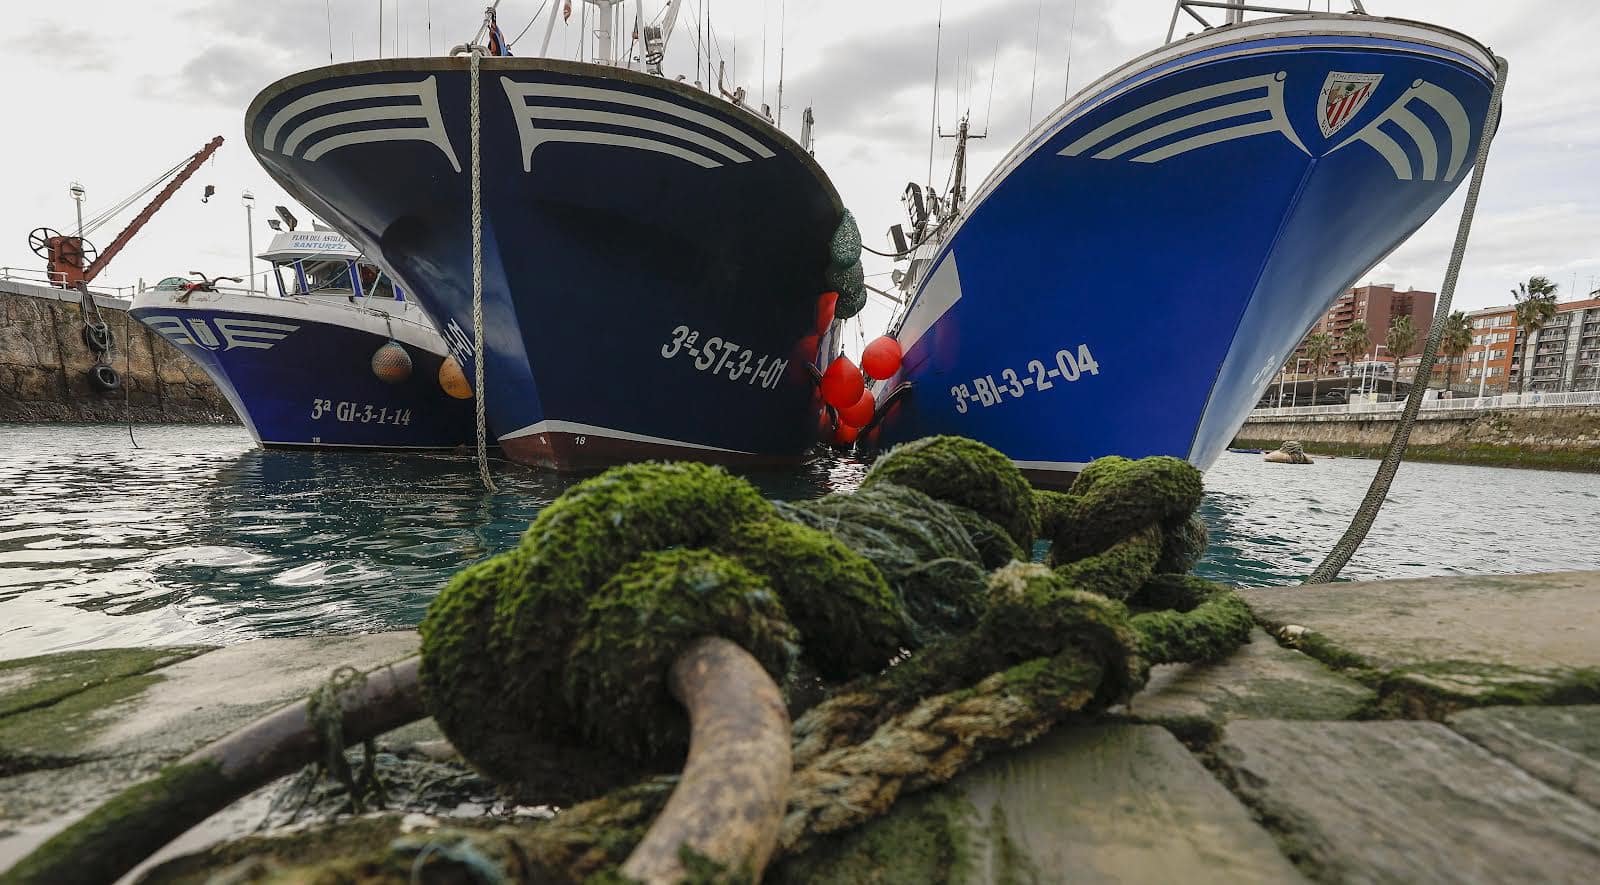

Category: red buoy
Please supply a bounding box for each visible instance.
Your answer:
[816,291,838,334]
[820,356,864,410]
[838,389,876,428]
[833,423,860,445]
[861,335,903,380]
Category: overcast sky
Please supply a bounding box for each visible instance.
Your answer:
[2,1,1595,342]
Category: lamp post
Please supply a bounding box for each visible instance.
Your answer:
[68,181,86,240]
[1284,358,1312,406]
[241,190,256,294]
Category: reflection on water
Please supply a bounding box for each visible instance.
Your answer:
[0,424,865,657]
[2,424,1597,658]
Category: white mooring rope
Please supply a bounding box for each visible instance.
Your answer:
[1306,56,1508,584]
[469,48,498,493]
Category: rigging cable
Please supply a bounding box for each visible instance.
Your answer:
[508,0,549,48]
[926,0,944,189]
[1305,56,1508,584]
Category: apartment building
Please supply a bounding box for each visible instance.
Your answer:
[1521,298,1600,392]
[1297,284,1438,370]
[1463,305,1517,393]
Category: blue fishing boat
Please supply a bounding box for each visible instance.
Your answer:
[243,1,857,470]
[130,229,475,450]
[867,1,1498,487]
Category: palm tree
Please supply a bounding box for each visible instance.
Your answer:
[1512,276,1559,394]
[1440,310,1472,390]
[1342,320,1371,382]
[1303,332,1335,386]
[1386,316,1418,386]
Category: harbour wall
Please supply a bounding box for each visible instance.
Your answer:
[0,279,235,424]
[1234,406,1600,471]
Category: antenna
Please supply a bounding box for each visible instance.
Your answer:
[927,0,944,190]
[428,0,433,54]
[983,41,997,134]
[325,0,334,64]
[1026,0,1042,129]
[761,0,768,106]
[377,0,383,59]
[776,0,786,126]
[1065,0,1080,99]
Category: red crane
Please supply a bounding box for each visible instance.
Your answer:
[28,136,224,288]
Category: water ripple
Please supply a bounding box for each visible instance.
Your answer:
[2,425,1596,658]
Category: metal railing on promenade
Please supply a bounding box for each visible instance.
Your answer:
[0,266,138,300]
[1250,389,1600,418]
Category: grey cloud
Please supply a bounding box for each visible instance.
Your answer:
[8,22,112,72]
[783,0,1135,155]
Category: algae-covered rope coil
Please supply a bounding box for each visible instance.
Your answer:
[11,437,1255,884]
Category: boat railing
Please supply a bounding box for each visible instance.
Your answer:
[1167,1,1368,42]
[1250,389,1600,418]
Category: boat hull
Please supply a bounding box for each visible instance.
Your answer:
[245,58,843,470]
[131,290,474,450]
[869,15,1496,487]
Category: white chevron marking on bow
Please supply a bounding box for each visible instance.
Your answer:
[1061,72,1309,163]
[260,77,461,173]
[1329,80,1472,181]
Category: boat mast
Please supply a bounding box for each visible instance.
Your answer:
[776,0,786,126]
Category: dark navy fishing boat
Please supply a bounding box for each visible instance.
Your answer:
[244,1,856,470]
[131,229,475,450]
[867,1,1498,487]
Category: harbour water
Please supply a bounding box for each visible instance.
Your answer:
[1,423,1596,659]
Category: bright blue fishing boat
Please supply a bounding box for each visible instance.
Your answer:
[130,229,475,450]
[243,1,857,470]
[867,1,1498,487]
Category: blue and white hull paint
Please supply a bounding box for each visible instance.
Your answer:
[244,58,844,471]
[868,14,1497,487]
[130,287,474,450]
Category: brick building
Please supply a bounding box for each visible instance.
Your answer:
[1295,284,1437,371]
[1462,305,1516,393]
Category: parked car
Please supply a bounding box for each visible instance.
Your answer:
[1314,388,1348,405]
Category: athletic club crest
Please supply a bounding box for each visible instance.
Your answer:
[1317,72,1383,138]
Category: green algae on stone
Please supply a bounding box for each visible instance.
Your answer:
[4,758,234,885]
[862,435,1038,549]
[565,549,799,761]
[1051,456,1204,563]
[779,483,989,646]
[491,463,778,743]
[1126,574,1255,666]
[0,670,170,776]
[715,518,910,680]
[769,788,978,884]
[1375,662,1600,721]
[0,645,212,720]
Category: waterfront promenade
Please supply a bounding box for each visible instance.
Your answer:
[1237,392,1600,470]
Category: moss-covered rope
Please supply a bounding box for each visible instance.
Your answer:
[47,436,1259,885]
